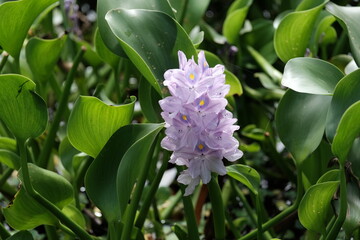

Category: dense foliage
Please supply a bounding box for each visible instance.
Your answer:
[0,0,359,239]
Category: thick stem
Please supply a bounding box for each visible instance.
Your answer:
[135,151,169,228]
[325,163,347,240]
[18,139,93,240]
[0,52,9,73]
[120,139,158,240]
[37,47,85,168]
[208,176,225,240]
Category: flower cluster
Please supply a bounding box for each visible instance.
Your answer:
[159,51,243,195]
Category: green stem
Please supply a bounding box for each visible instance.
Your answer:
[180,189,200,240]
[0,222,11,239]
[120,139,158,240]
[135,151,169,228]
[325,163,347,240]
[239,171,303,240]
[255,194,263,240]
[59,0,70,31]
[73,157,93,210]
[18,139,93,240]
[37,47,85,168]
[231,179,258,226]
[179,0,189,25]
[45,225,59,240]
[0,52,9,73]
[246,45,282,84]
[13,56,20,74]
[332,30,347,56]
[0,168,13,187]
[208,176,225,240]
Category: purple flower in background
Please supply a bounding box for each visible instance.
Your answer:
[160,51,243,195]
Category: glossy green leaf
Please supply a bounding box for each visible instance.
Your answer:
[59,136,80,175]
[106,9,197,95]
[199,21,227,45]
[7,231,34,240]
[85,124,163,222]
[298,181,339,234]
[0,150,20,169]
[4,163,73,230]
[0,0,58,58]
[189,26,204,48]
[332,101,360,163]
[138,78,162,123]
[226,164,260,195]
[0,137,17,152]
[282,57,343,95]
[97,0,174,56]
[274,0,328,62]
[317,169,340,183]
[94,28,119,69]
[62,204,86,228]
[116,124,163,218]
[276,90,331,164]
[223,0,253,44]
[241,124,265,141]
[67,96,136,158]
[330,54,353,73]
[326,3,360,66]
[326,69,360,142]
[0,74,48,141]
[26,36,67,83]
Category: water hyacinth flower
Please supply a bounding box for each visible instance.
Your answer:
[159,51,243,195]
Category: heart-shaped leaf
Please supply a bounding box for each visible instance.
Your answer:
[85,123,163,222]
[332,101,360,164]
[274,0,328,62]
[97,0,174,56]
[0,150,20,169]
[4,163,73,230]
[326,69,360,142]
[0,0,58,58]
[105,9,197,95]
[276,90,331,165]
[67,96,136,158]
[226,164,260,195]
[298,181,339,234]
[223,0,253,44]
[282,57,343,95]
[0,74,48,141]
[26,36,67,83]
[326,3,360,66]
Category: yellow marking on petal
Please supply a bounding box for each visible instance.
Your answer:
[198,144,204,150]
[182,115,188,121]
[189,73,195,80]
[199,100,205,106]
[204,62,208,67]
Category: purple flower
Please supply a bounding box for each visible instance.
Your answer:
[160,51,243,195]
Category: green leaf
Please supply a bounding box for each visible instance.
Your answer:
[223,0,253,44]
[26,36,67,83]
[226,164,260,195]
[62,204,86,228]
[189,27,204,48]
[0,0,58,58]
[58,136,79,175]
[298,181,339,234]
[326,3,360,66]
[97,0,174,56]
[138,78,162,123]
[342,180,360,236]
[276,90,331,164]
[67,96,136,158]
[0,150,20,169]
[94,28,119,69]
[241,124,265,141]
[282,57,344,95]
[332,101,360,164]
[0,137,17,152]
[7,231,34,240]
[106,9,197,95]
[274,0,328,62]
[85,123,163,222]
[4,163,73,230]
[0,74,48,141]
[317,169,340,183]
[326,69,360,142]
